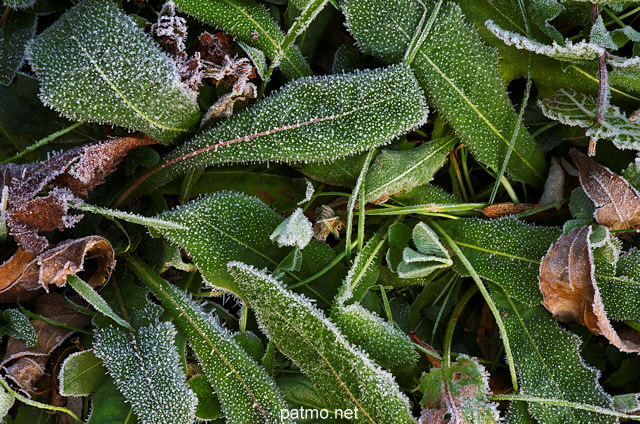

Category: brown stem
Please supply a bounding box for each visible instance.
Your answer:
[591,3,609,156]
[0,6,11,28]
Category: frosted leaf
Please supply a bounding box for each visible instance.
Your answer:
[342,1,546,187]
[297,180,315,205]
[151,1,189,55]
[0,385,12,419]
[539,89,640,151]
[93,320,198,424]
[492,289,616,423]
[0,10,37,86]
[28,0,201,143]
[363,136,454,204]
[127,256,291,424]
[228,262,418,424]
[1,309,36,348]
[2,0,36,9]
[590,16,617,50]
[270,208,313,249]
[58,349,107,396]
[331,303,419,375]
[487,20,605,61]
[397,222,452,279]
[237,41,267,79]
[538,157,565,206]
[173,0,311,79]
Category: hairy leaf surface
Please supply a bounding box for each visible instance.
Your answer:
[29,0,200,142]
[0,10,36,86]
[229,263,417,424]
[59,349,107,396]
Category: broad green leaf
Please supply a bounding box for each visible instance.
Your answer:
[173,0,312,79]
[595,247,640,322]
[188,375,223,421]
[0,384,14,420]
[301,152,368,187]
[127,256,292,424]
[86,380,138,424]
[270,208,313,249]
[363,136,455,203]
[277,374,350,424]
[0,10,36,86]
[1,309,36,347]
[331,303,419,375]
[66,275,132,330]
[396,222,452,279]
[133,65,427,200]
[539,88,640,151]
[93,318,197,424]
[341,0,546,187]
[228,263,417,424]
[28,0,200,143]
[59,349,107,396]
[492,287,616,424]
[439,218,561,304]
[155,191,286,294]
[420,355,499,423]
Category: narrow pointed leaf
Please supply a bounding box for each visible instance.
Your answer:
[492,287,616,424]
[439,218,562,304]
[173,0,311,79]
[59,349,107,396]
[363,136,455,203]
[28,0,200,143]
[341,0,546,186]
[67,275,132,330]
[229,262,417,424]
[127,256,292,424]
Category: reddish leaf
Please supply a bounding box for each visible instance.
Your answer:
[570,148,640,231]
[0,236,115,303]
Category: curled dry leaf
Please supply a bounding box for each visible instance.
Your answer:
[570,148,640,231]
[2,136,155,253]
[1,293,92,393]
[539,225,640,353]
[0,236,115,303]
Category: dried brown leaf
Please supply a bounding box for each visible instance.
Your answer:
[0,236,115,303]
[1,293,92,393]
[2,136,154,252]
[571,148,640,231]
[539,225,640,353]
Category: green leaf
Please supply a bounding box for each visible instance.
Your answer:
[341,0,547,187]
[276,374,350,423]
[539,88,640,151]
[396,222,452,279]
[28,0,200,143]
[1,309,36,347]
[0,10,37,86]
[173,0,312,79]
[331,303,419,375]
[135,64,427,199]
[2,0,36,9]
[58,349,107,396]
[86,380,138,424]
[127,256,292,424]
[363,136,455,203]
[270,208,313,249]
[301,152,368,187]
[439,218,562,304]
[0,384,14,420]
[228,262,417,424]
[66,275,132,330]
[492,287,616,424]
[188,375,223,421]
[419,355,499,423]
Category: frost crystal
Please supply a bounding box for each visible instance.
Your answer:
[269,208,313,249]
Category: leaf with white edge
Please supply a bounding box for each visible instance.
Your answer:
[66,275,132,330]
[93,317,197,424]
[124,64,427,202]
[491,286,616,424]
[0,384,13,420]
[486,20,605,62]
[363,136,455,204]
[188,375,223,421]
[0,10,37,86]
[228,262,417,424]
[173,0,311,80]
[270,208,313,249]
[237,41,267,79]
[334,227,387,306]
[539,88,640,151]
[397,222,452,279]
[2,0,36,9]
[59,349,107,396]
[331,303,419,375]
[127,256,292,424]
[439,218,562,304]
[1,309,36,348]
[28,0,201,143]
[590,16,617,50]
[419,355,499,423]
[86,380,137,424]
[341,0,547,187]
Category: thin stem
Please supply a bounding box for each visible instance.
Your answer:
[345,148,376,260]
[0,376,82,422]
[1,122,84,163]
[17,302,92,335]
[288,240,358,289]
[442,285,478,369]
[490,395,640,420]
